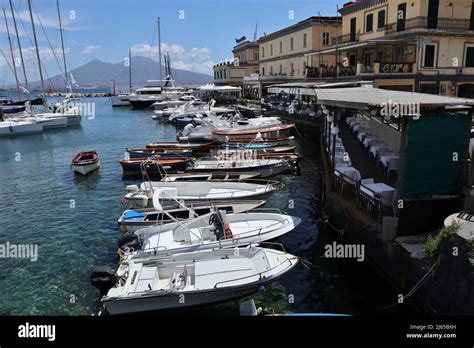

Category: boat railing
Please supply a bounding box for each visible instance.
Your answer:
[215,218,291,241]
[213,257,294,289]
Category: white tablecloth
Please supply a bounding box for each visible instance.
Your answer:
[380,155,400,167]
[335,166,361,183]
[360,183,396,206]
[370,145,391,158]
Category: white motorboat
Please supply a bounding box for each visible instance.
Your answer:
[152,95,198,111]
[188,158,290,178]
[117,200,266,233]
[111,94,131,107]
[121,209,301,257]
[160,172,261,182]
[91,245,299,314]
[0,120,43,136]
[122,180,282,209]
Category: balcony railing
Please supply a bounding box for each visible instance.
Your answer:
[385,16,472,34]
[331,33,360,46]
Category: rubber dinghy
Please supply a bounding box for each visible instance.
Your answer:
[91,245,299,314]
[119,209,302,257]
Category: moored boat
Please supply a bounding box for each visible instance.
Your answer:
[117,200,266,233]
[188,158,290,178]
[119,209,301,257]
[126,148,193,159]
[122,180,282,209]
[119,158,192,177]
[91,245,299,314]
[71,151,100,175]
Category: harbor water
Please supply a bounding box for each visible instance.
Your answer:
[0,96,412,315]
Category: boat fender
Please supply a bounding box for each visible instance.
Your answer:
[90,265,118,296]
[125,185,139,193]
[224,223,233,239]
[118,233,142,252]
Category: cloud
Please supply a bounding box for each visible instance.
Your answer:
[81,45,100,55]
[131,43,215,74]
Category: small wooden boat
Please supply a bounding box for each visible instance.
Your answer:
[126,148,193,159]
[213,123,295,137]
[119,158,192,177]
[223,135,295,145]
[188,158,290,178]
[146,141,214,153]
[71,151,100,175]
[161,172,261,182]
[91,246,299,314]
[117,200,266,233]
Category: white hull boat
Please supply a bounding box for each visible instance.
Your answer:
[121,210,301,257]
[111,95,131,107]
[117,200,266,233]
[189,158,290,178]
[0,120,43,136]
[92,246,298,314]
[122,180,281,209]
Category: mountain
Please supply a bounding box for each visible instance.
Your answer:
[32,57,213,90]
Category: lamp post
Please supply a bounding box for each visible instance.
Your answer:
[331,123,340,171]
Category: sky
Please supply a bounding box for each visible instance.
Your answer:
[0,0,341,85]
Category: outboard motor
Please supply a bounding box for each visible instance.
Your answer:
[118,233,142,252]
[91,265,118,296]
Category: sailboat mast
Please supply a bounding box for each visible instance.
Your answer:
[3,8,20,98]
[129,47,132,94]
[28,0,46,98]
[56,0,70,91]
[157,17,162,84]
[9,0,28,91]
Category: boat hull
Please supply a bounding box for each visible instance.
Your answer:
[103,284,258,315]
[189,161,289,178]
[111,95,131,107]
[72,161,100,175]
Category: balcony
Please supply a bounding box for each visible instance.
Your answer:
[331,33,360,46]
[385,16,473,35]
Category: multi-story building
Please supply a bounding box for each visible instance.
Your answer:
[213,40,259,89]
[257,16,342,92]
[307,0,474,97]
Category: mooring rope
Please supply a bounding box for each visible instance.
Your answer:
[378,258,441,310]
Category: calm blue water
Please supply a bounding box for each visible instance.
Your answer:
[0,97,406,315]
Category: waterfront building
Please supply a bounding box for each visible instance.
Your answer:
[306,0,474,98]
[213,40,259,91]
[257,16,342,96]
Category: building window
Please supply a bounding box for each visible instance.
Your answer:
[270,44,273,56]
[377,10,386,29]
[279,41,282,53]
[323,32,330,46]
[423,44,437,68]
[303,33,307,48]
[254,68,259,74]
[290,63,294,74]
[270,66,273,74]
[470,1,474,30]
[366,13,374,32]
[279,64,282,74]
[254,51,259,61]
[466,47,474,67]
[262,67,265,75]
[290,38,294,51]
[262,47,265,58]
